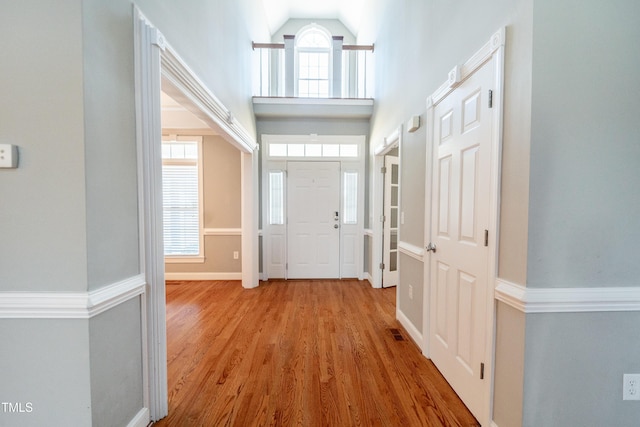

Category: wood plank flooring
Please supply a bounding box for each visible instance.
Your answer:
[154,279,478,427]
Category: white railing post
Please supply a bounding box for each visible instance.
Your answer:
[332,36,343,98]
[284,35,295,97]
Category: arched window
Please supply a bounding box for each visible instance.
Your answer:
[296,26,331,97]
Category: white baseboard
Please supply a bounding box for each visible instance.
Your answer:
[164,272,242,281]
[127,407,149,427]
[0,274,146,319]
[363,272,373,286]
[495,279,640,313]
[490,421,499,427]
[396,308,423,346]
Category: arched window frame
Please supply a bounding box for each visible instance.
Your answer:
[295,25,333,98]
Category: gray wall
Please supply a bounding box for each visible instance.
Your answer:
[0,319,92,427]
[528,0,640,288]
[0,0,88,294]
[1,0,268,425]
[521,0,640,425]
[523,312,640,426]
[83,0,140,291]
[90,299,143,427]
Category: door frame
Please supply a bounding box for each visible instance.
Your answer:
[371,127,402,288]
[422,27,505,427]
[134,7,259,421]
[382,153,400,288]
[261,134,365,281]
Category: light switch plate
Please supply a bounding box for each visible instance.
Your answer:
[0,144,18,168]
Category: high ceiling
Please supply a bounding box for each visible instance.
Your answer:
[260,0,366,35]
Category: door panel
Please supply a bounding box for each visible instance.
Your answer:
[287,161,340,278]
[428,57,494,420]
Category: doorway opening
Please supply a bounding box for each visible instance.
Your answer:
[261,134,365,280]
[371,128,401,289]
[134,8,259,421]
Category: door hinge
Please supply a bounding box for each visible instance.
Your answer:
[381,166,387,174]
[380,215,386,223]
[380,263,385,270]
[488,90,493,108]
[484,229,489,247]
[480,362,485,380]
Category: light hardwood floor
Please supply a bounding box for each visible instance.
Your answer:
[154,279,478,426]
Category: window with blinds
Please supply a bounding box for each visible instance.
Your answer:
[162,139,202,258]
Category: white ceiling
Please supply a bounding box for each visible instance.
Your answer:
[260,0,366,35]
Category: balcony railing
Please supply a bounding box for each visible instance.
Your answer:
[252,38,374,99]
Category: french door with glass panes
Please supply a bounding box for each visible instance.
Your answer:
[382,155,399,287]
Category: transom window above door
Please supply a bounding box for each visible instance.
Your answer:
[268,142,358,158]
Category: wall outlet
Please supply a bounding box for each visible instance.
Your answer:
[408,285,413,300]
[233,251,239,260]
[623,374,640,400]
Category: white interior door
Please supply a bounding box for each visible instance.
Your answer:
[287,161,341,278]
[382,155,399,287]
[428,57,494,420]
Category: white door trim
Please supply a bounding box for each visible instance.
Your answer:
[134,7,258,421]
[261,134,365,280]
[422,27,505,427]
[371,127,402,288]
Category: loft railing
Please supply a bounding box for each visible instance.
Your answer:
[252,38,374,99]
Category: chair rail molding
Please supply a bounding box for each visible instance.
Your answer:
[0,274,146,319]
[495,279,640,313]
[398,241,424,262]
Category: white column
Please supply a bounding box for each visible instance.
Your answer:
[241,150,259,288]
[332,36,343,98]
[284,35,295,97]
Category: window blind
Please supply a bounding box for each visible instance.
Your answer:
[162,159,200,256]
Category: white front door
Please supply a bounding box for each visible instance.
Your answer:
[428,57,495,420]
[287,161,341,278]
[382,155,399,287]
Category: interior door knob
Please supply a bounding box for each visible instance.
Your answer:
[334,224,339,229]
[426,243,437,253]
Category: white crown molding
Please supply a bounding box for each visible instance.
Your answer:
[204,228,242,236]
[0,274,146,319]
[164,272,242,281]
[398,241,424,262]
[495,279,640,313]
